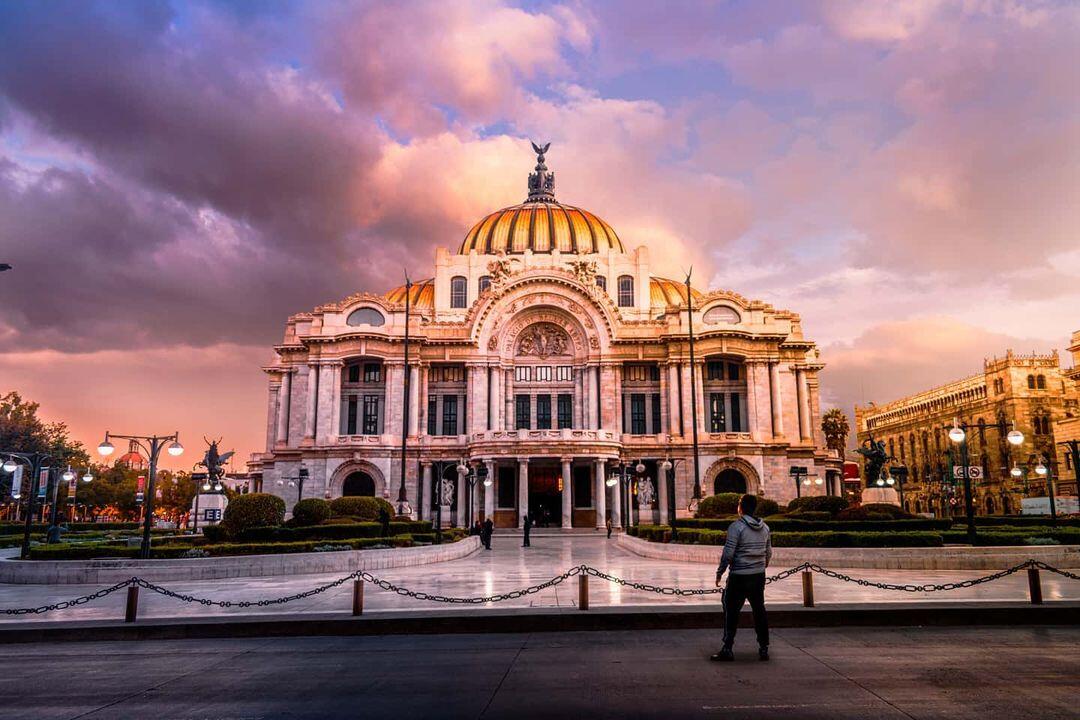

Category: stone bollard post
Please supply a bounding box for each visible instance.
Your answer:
[801,570,814,608]
[124,584,139,623]
[1027,567,1043,605]
[353,578,364,616]
[579,573,589,611]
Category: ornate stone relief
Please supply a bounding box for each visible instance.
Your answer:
[517,323,570,358]
[566,259,598,285]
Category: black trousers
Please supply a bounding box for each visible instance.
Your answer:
[722,572,768,649]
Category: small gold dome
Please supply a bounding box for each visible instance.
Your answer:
[384,278,434,309]
[460,202,623,255]
[650,277,703,306]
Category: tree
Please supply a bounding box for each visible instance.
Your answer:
[822,408,851,454]
[1,391,89,504]
[156,470,196,523]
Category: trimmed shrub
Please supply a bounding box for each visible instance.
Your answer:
[785,511,832,522]
[965,516,1080,528]
[940,528,1080,546]
[292,498,332,527]
[786,496,849,516]
[697,493,779,518]
[836,503,915,521]
[329,496,395,521]
[221,493,285,537]
[678,517,952,533]
[234,520,432,544]
[668,530,942,548]
[202,524,228,542]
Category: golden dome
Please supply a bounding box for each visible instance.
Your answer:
[650,276,704,306]
[384,278,434,309]
[459,141,624,255]
[460,202,623,255]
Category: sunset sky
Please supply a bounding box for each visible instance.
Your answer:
[1,1,1077,469]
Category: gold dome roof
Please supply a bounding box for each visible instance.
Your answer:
[460,202,623,255]
[650,277,704,306]
[384,278,434,309]
[458,141,624,255]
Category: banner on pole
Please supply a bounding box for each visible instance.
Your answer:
[10,466,23,498]
[37,468,49,498]
[136,475,146,504]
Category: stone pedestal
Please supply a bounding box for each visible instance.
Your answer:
[191,493,228,528]
[861,487,900,506]
[438,505,453,528]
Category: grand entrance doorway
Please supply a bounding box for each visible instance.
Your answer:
[528,462,561,527]
[714,468,747,494]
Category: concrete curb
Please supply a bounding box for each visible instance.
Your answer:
[1,602,1077,643]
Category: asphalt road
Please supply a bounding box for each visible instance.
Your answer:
[0,626,1076,720]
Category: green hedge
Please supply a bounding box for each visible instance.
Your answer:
[676,517,953,532]
[961,516,1080,528]
[0,522,140,534]
[940,528,1080,546]
[697,493,780,518]
[27,534,432,560]
[291,498,331,526]
[837,504,916,521]
[786,496,849,516]
[669,528,943,548]
[235,521,432,543]
[222,493,285,536]
[329,496,395,521]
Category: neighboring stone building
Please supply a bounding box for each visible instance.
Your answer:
[855,335,1080,517]
[1051,331,1080,497]
[249,145,839,527]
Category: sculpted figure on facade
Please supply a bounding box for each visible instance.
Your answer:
[518,323,569,358]
[566,259,598,286]
[487,255,517,288]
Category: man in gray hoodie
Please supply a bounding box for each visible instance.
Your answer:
[712,493,772,661]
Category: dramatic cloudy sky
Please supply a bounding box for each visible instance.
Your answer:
[1,0,1077,467]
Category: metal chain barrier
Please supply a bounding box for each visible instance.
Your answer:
[0,558,1076,615]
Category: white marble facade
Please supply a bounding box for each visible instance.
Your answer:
[250,149,840,527]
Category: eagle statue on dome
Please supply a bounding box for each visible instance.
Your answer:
[527,141,556,202]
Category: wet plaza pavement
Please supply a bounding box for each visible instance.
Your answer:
[0,534,1076,622]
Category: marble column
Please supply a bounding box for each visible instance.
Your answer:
[600,365,617,431]
[769,361,784,438]
[330,362,342,441]
[484,460,496,521]
[658,463,670,526]
[745,362,761,441]
[658,363,668,436]
[275,370,291,447]
[668,362,681,435]
[574,367,585,429]
[561,457,573,528]
[418,365,429,436]
[384,363,404,439]
[303,363,318,441]
[456,473,466,527]
[614,365,623,434]
[504,369,515,431]
[680,363,693,438]
[266,378,281,450]
[694,361,706,437]
[517,458,529,527]
[315,362,338,445]
[796,368,812,442]
[610,466,623,528]
[466,364,488,435]
[594,459,607,529]
[420,462,431,521]
[408,364,420,437]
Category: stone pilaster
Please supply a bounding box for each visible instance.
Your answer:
[276,370,292,448]
[517,458,529,527]
[574,367,585,429]
[594,459,607,529]
[266,377,281,451]
[456,473,466,527]
[466,364,488,435]
[408,364,420,437]
[303,362,318,441]
[668,362,681,435]
[384,362,404,439]
[420,462,431,521]
[611,465,623,528]
[504,368,515,431]
[316,362,340,445]
[484,459,496,521]
[769,361,784,438]
[561,457,573,528]
[658,462,670,525]
[600,365,618,431]
[797,367,812,442]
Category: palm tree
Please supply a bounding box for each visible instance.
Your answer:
[822,408,850,454]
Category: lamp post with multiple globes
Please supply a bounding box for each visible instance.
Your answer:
[98,431,183,559]
[1,451,51,559]
[947,419,1024,542]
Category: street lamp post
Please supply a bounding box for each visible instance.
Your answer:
[790,466,807,498]
[398,274,413,518]
[684,270,702,510]
[1,451,51,559]
[660,456,685,540]
[1034,455,1057,525]
[607,459,641,532]
[947,419,1024,543]
[97,431,183,559]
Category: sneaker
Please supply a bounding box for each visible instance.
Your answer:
[710,648,734,662]
[758,647,769,661]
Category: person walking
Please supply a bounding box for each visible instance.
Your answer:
[712,494,771,662]
[522,513,532,547]
[482,518,494,550]
[605,517,613,539]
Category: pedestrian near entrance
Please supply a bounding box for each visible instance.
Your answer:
[522,513,532,547]
[482,518,494,550]
[712,494,771,662]
[605,518,612,539]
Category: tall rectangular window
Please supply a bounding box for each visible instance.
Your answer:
[515,394,531,430]
[706,361,724,380]
[348,365,360,383]
[515,366,532,382]
[363,363,381,383]
[536,395,552,429]
[450,276,467,308]
[730,393,742,432]
[651,393,661,434]
[617,275,634,307]
[709,393,725,432]
[630,393,646,435]
[535,366,552,382]
[427,395,437,435]
[555,366,573,381]
[362,395,379,435]
[557,394,573,429]
[347,396,358,435]
[442,395,458,436]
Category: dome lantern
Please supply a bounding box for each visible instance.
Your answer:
[527,141,556,203]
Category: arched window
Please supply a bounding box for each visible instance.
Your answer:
[1027,375,1036,389]
[450,276,467,308]
[617,275,634,307]
[478,275,491,295]
[1036,374,1046,389]
[595,276,607,291]
[346,307,385,327]
[703,306,741,325]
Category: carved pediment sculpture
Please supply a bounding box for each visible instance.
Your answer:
[517,323,570,358]
[487,255,518,288]
[566,259,598,285]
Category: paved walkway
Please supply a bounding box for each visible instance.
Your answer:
[0,535,1076,622]
[1,626,1077,719]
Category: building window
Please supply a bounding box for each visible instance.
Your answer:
[617,275,634,307]
[557,394,573,429]
[450,276,467,308]
[535,366,552,382]
[555,366,573,382]
[346,307,385,327]
[730,393,742,432]
[346,396,358,435]
[651,393,661,434]
[515,395,531,430]
[596,276,606,291]
[497,466,516,508]
[478,275,491,294]
[515,366,532,383]
[536,395,552,429]
[573,466,592,508]
[624,364,660,382]
[427,395,437,435]
[1027,374,1036,389]
[710,393,725,432]
[706,361,725,380]
[1037,374,1046,389]
[362,395,379,435]
[727,362,740,381]
[441,395,458,435]
[363,363,381,383]
[431,365,464,383]
[630,394,646,434]
[1033,415,1050,435]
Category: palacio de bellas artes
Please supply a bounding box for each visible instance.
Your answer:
[252,145,840,527]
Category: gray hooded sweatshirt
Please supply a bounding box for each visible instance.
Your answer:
[717,515,772,576]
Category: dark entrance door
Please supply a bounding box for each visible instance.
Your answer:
[528,464,560,528]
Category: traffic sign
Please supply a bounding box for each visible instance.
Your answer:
[952,466,982,480]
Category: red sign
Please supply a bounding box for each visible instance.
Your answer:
[843,461,860,480]
[136,475,146,503]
